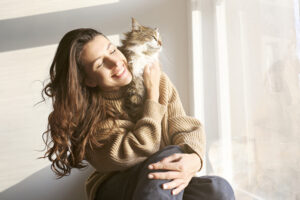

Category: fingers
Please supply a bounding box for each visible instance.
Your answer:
[162,179,189,196]
[143,65,150,77]
[148,171,181,180]
[148,153,183,171]
[146,152,194,196]
[172,183,188,195]
[145,65,150,72]
[162,179,184,190]
[143,61,161,101]
[145,60,160,76]
[143,61,160,74]
[160,153,182,163]
[149,161,182,171]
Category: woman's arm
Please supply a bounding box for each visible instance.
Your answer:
[146,74,206,195]
[166,74,206,170]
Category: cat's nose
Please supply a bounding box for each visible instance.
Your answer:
[158,40,162,46]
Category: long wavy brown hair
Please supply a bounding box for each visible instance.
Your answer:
[39,28,121,179]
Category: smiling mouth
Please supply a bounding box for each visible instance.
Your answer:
[112,66,126,78]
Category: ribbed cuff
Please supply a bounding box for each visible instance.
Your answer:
[143,99,167,122]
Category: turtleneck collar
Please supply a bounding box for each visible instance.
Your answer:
[100,87,125,100]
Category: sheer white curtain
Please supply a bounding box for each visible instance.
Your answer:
[188,0,300,199]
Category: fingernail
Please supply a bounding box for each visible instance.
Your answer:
[148,174,154,179]
[163,184,167,189]
[148,165,153,169]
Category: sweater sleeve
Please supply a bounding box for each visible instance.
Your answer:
[85,99,167,172]
[165,75,206,171]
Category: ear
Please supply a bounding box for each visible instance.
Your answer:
[132,17,141,31]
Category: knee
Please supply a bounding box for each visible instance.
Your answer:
[136,145,183,177]
[132,146,184,199]
[142,145,183,167]
[208,176,235,200]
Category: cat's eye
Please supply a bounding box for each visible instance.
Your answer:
[152,36,157,41]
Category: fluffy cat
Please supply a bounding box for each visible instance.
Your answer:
[119,18,162,122]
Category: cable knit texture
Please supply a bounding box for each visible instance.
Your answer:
[84,72,206,200]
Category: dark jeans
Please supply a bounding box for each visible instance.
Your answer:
[95,145,235,200]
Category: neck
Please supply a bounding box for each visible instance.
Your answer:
[100,87,125,100]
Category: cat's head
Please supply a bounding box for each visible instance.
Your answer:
[122,18,162,55]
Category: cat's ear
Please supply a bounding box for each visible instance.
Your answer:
[132,17,141,31]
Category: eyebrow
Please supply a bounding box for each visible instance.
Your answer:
[92,42,112,65]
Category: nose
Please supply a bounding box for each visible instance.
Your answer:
[104,56,122,68]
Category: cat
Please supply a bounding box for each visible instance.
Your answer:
[119,18,162,122]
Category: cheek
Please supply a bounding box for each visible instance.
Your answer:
[98,70,112,85]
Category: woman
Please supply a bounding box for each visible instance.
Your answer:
[41,28,235,200]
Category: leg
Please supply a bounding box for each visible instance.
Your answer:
[94,165,139,200]
[183,176,235,200]
[132,145,185,200]
[95,145,184,200]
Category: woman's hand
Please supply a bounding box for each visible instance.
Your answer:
[147,153,201,195]
[143,59,161,102]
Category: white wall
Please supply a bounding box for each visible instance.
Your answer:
[0,0,191,199]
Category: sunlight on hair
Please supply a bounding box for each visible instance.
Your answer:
[0,0,119,20]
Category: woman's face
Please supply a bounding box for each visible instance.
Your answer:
[80,35,132,91]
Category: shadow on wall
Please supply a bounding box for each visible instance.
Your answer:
[0,165,94,200]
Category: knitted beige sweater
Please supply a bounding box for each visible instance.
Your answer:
[84,72,206,200]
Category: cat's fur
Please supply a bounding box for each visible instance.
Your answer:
[119,18,162,122]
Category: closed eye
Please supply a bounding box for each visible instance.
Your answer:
[152,36,157,41]
[97,49,116,68]
[110,49,116,54]
[97,63,103,68]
